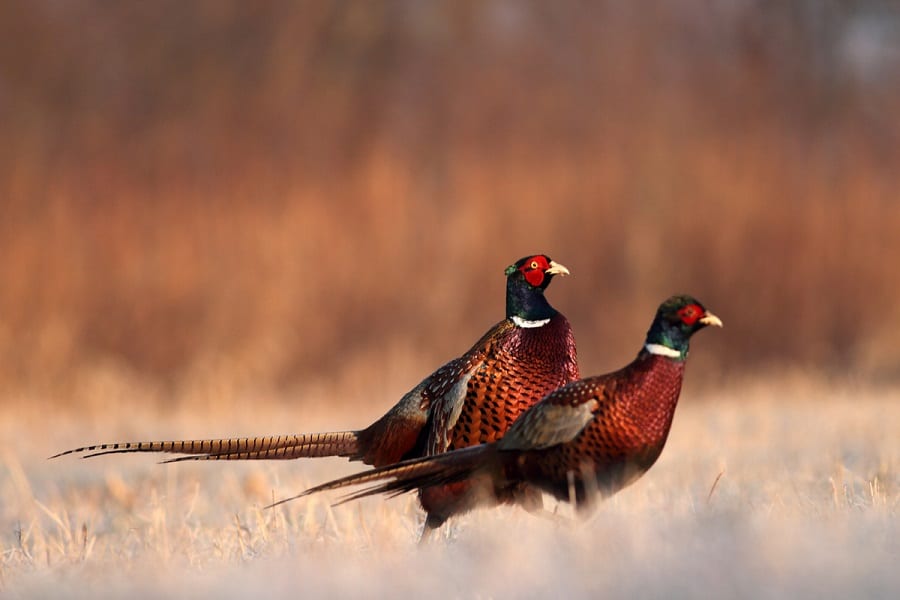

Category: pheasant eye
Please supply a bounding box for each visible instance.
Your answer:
[530,261,539,270]
[677,304,701,325]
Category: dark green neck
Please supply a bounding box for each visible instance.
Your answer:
[506,277,558,322]
[644,319,691,361]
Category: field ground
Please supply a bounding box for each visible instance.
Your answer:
[1,378,897,598]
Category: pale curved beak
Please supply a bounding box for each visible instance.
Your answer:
[545,261,570,276]
[699,311,723,327]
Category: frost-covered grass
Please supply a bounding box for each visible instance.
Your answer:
[1,381,897,598]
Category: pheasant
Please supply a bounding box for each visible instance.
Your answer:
[275,295,721,529]
[52,254,580,538]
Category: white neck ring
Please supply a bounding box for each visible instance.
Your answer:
[645,343,681,358]
[512,316,551,329]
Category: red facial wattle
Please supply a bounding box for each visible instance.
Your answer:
[520,255,551,287]
[677,304,703,325]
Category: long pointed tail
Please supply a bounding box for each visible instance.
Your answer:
[269,444,499,508]
[49,431,361,461]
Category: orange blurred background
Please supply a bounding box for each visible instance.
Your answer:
[2,1,900,408]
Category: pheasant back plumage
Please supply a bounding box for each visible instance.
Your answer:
[516,353,685,502]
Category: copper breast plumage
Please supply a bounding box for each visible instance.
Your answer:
[447,315,579,450]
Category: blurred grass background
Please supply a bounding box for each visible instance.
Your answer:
[2,0,900,409]
[1,4,898,595]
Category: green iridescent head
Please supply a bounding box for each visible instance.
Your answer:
[644,295,723,360]
[504,254,570,322]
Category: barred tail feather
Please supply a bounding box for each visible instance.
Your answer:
[160,432,361,463]
[50,431,360,461]
[268,444,497,509]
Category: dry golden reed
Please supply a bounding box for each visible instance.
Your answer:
[2,2,900,405]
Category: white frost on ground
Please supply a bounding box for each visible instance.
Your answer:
[1,383,898,598]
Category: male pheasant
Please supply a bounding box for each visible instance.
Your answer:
[53,255,580,538]
[277,295,721,527]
